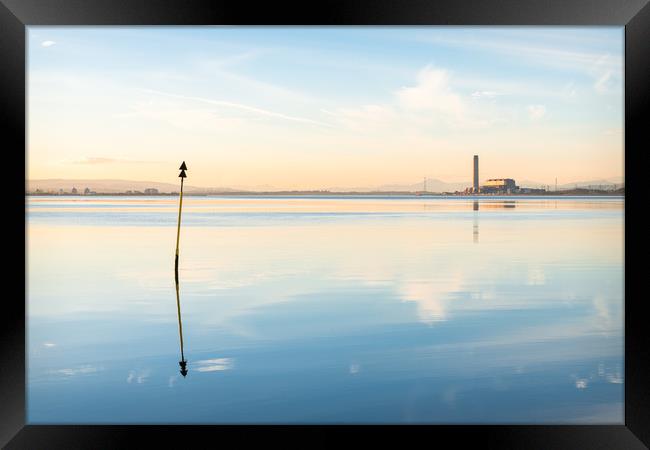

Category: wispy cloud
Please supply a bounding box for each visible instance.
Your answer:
[471,91,501,99]
[141,89,333,128]
[561,82,578,99]
[322,104,397,131]
[327,65,512,133]
[527,105,547,120]
[415,31,622,95]
[71,157,163,165]
[417,32,621,75]
[41,40,56,48]
[117,101,247,132]
[396,65,465,119]
[197,57,318,104]
[72,157,117,165]
[594,70,614,94]
[198,51,260,70]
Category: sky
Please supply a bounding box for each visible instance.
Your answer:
[27,27,624,189]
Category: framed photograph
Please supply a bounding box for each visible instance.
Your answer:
[3,0,648,447]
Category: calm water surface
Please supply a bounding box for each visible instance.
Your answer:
[27,195,624,423]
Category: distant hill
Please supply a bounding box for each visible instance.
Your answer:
[328,178,469,193]
[26,179,241,194]
[557,178,624,190]
[27,178,469,194]
[341,177,623,193]
[518,177,624,190]
[27,176,624,194]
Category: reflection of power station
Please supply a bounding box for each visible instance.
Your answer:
[473,201,479,244]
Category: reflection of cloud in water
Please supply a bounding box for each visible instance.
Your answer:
[195,358,233,372]
[606,373,623,384]
[571,361,622,391]
[43,204,622,347]
[592,294,614,332]
[600,362,623,385]
[181,265,308,289]
[349,363,360,375]
[115,268,171,290]
[127,369,150,384]
[117,264,309,298]
[51,365,101,376]
[527,267,545,285]
[399,275,464,323]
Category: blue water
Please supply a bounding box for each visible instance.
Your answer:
[26,195,624,423]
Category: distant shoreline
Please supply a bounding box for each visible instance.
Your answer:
[26,189,625,197]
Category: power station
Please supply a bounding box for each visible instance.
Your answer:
[473,155,479,193]
[466,155,520,195]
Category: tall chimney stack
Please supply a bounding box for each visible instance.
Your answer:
[473,155,479,194]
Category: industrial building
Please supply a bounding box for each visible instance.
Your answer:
[481,178,518,194]
[473,155,479,193]
[465,155,519,194]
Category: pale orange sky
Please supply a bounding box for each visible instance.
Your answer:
[28,27,624,188]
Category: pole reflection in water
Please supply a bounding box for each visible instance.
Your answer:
[175,269,188,377]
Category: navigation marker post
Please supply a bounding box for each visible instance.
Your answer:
[175,161,188,376]
[175,161,187,282]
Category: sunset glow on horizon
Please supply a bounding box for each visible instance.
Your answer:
[28,27,624,189]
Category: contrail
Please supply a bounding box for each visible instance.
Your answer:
[141,88,334,128]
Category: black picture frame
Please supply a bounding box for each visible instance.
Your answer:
[2,0,648,448]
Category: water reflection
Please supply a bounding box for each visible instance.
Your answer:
[195,358,233,372]
[472,199,520,243]
[175,265,188,377]
[26,196,624,424]
[473,201,479,244]
[27,195,621,215]
[481,200,516,209]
